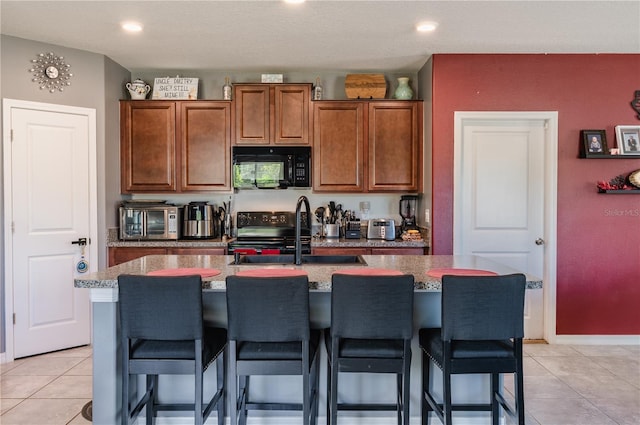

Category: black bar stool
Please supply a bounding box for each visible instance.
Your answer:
[118,274,227,425]
[419,273,526,425]
[225,274,320,425]
[326,273,415,425]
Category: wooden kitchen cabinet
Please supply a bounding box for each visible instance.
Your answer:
[108,247,168,266]
[313,102,366,192]
[313,100,423,193]
[312,246,426,256]
[370,247,426,255]
[234,84,311,145]
[170,247,226,256]
[179,102,231,191]
[312,247,369,256]
[108,246,227,266]
[121,101,176,192]
[368,102,422,192]
[120,100,231,193]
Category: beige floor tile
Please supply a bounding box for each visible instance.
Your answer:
[506,375,582,399]
[534,355,611,377]
[522,357,553,377]
[0,359,25,375]
[572,344,640,357]
[0,398,88,425]
[0,398,22,415]
[589,397,640,425]
[32,376,92,399]
[560,372,640,401]
[505,410,541,425]
[67,412,92,424]
[65,358,92,376]
[589,355,640,388]
[0,374,57,398]
[526,397,617,425]
[4,357,84,376]
[524,344,582,357]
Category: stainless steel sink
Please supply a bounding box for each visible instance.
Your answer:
[231,254,367,265]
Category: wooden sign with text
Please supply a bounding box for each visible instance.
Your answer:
[152,77,199,100]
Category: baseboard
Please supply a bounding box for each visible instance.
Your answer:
[553,334,640,345]
[0,352,6,364]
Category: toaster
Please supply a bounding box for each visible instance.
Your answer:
[367,219,396,241]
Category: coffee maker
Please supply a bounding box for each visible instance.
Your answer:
[399,195,418,231]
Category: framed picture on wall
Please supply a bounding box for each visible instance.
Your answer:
[580,130,607,157]
[615,125,640,155]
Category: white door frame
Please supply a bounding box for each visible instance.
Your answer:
[453,111,558,343]
[2,98,97,362]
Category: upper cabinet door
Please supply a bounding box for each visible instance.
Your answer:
[234,85,270,144]
[121,101,177,193]
[368,102,423,192]
[179,102,232,191]
[273,85,310,145]
[234,84,311,145]
[313,101,366,192]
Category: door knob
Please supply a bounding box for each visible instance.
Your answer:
[71,238,88,246]
[535,238,545,246]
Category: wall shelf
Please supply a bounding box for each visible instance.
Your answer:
[597,189,640,194]
[582,154,640,159]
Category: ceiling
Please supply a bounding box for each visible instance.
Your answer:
[2,1,639,73]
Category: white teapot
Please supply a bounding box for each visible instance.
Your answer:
[126,79,151,100]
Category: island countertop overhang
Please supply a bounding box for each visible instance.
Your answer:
[75,254,542,292]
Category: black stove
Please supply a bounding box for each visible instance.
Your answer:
[228,211,311,255]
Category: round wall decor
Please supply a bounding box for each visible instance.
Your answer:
[29,52,73,93]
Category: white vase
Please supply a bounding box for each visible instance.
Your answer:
[394,77,413,100]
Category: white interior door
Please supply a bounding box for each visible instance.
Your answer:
[454,112,557,340]
[3,99,96,359]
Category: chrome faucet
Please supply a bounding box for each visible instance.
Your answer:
[294,195,310,265]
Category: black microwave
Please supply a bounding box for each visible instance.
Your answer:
[232,146,311,189]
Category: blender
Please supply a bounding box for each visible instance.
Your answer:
[399,195,418,231]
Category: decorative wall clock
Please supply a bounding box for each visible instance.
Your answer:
[29,52,73,93]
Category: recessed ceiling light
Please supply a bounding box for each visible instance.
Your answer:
[122,22,143,33]
[284,0,305,4]
[416,21,438,32]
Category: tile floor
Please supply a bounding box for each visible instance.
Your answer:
[0,343,639,424]
[1,345,91,425]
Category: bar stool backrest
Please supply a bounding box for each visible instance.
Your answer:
[331,274,415,340]
[226,275,311,342]
[119,274,203,341]
[441,273,526,341]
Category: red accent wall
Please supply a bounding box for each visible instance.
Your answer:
[431,54,640,335]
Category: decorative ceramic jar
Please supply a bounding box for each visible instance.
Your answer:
[126,79,151,100]
[394,77,413,100]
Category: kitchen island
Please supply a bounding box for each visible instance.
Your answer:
[76,255,541,425]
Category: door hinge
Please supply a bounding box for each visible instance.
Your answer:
[11,221,15,233]
[13,313,16,325]
[10,129,14,142]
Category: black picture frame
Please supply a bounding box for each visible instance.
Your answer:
[615,125,640,155]
[580,130,608,157]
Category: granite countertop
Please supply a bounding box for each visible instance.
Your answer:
[75,254,542,292]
